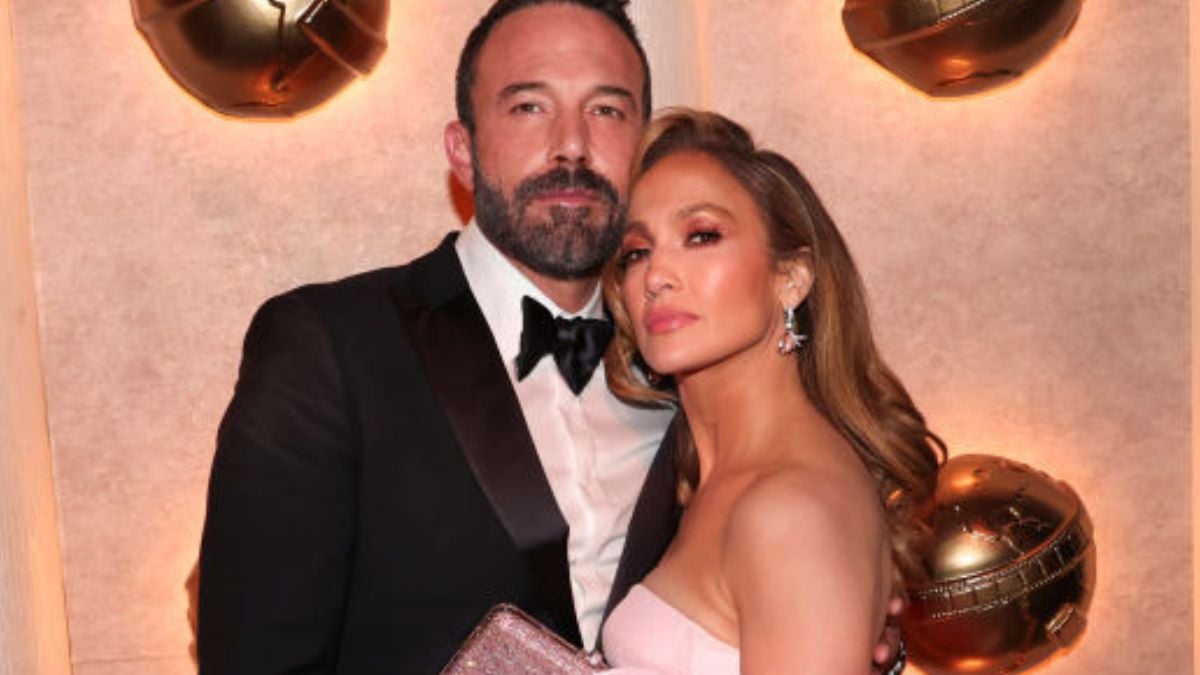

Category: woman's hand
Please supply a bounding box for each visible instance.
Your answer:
[870,596,906,674]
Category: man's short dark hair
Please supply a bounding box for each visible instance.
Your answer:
[455,0,653,136]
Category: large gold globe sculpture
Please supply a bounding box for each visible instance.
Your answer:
[133,0,388,118]
[843,0,1084,97]
[903,454,1095,673]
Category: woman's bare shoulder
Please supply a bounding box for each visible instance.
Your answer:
[722,458,886,570]
[718,457,894,672]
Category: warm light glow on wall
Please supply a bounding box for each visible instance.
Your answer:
[0,0,71,670]
[1191,0,1200,669]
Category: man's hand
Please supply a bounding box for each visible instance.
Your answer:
[870,596,906,675]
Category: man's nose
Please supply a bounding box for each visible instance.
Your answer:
[549,111,590,165]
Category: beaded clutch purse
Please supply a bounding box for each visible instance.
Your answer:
[441,604,606,674]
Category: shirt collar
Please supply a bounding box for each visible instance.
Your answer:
[456,221,605,371]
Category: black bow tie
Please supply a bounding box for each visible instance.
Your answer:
[515,296,614,395]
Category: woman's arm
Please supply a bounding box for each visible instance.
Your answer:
[723,472,892,675]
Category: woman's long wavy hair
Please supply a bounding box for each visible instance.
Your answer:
[603,108,945,581]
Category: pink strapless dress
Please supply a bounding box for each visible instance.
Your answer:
[601,585,741,674]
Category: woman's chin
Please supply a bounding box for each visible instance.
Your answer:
[641,351,711,383]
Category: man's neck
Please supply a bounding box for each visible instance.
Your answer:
[507,257,601,314]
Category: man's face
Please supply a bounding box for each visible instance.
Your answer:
[449,4,647,280]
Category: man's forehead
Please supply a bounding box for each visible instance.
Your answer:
[497,81,635,102]
[474,4,644,103]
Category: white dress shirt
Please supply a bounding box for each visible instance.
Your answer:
[456,223,675,649]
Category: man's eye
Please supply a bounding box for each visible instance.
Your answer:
[592,104,626,119]
[511,102,543,114]
[687,230,721,246]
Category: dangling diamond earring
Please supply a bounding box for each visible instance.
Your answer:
[777,304,808,355]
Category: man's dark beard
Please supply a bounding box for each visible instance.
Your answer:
[473,161,626,280]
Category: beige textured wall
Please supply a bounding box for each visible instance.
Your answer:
[705,1,1189,673]
[4,0,1193,672]
[10,0,491,671]
[0,0,71,671]
[1192,0,1199,667]
[629,0,711,109]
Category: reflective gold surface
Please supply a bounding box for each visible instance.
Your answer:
[903,454,1095,673]
[843,0,1084,97]
[133,0,388,118]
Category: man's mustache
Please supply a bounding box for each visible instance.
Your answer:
[514,166,620,207]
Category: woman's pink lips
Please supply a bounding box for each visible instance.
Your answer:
[644,308,698,335]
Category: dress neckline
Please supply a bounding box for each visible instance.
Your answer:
[627,584,739,653]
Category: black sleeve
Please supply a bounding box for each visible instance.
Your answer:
[198,291,358,674]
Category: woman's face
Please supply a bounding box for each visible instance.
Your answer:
[618,151,799,377]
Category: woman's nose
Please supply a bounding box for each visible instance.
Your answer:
[643,251,679,300]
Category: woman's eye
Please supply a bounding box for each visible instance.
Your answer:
[687,229,721,246]
[618,248,649,268]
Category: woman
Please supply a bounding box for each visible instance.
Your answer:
[600,109,944,674]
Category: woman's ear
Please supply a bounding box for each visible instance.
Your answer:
[778,249,815,309]
[444,121,475,192]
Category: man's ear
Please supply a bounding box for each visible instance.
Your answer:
[778,249,815,309]
[444,120,475,192]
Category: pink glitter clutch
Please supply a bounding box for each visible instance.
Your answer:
[441,604,607,674]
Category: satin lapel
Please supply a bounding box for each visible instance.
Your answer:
[603,415,682,622]
[391,235,580,645]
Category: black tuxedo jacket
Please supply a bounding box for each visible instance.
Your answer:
[197,234,680,674]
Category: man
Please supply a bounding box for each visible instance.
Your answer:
[198,1,901,673]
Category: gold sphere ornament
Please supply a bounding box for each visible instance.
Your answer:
[133,0,388,118]
[843,0,1084,97]
[903,454,1095,673]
